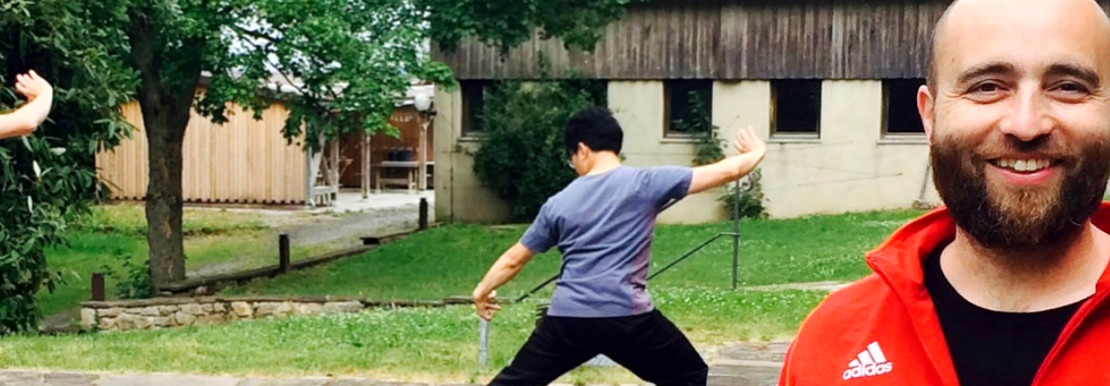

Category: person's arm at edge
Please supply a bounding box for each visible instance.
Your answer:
[0,71,53,140]
[472,242,537,320]
[688,127,766,195]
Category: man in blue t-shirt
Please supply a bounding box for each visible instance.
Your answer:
[473,107,766,385]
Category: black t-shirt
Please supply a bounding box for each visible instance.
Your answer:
[923,248,1086,386]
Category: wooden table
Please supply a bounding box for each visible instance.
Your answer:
[375,161,434,193]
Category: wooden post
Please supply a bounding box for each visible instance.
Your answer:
[329,140,339,188]
[91,272,105,301]
[419,117,428,191]
[419,198,429,230]
[279,233,291,274]
[362,132,371,199]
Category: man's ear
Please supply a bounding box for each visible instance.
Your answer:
[918,85,936,143]
[577,142,590,156]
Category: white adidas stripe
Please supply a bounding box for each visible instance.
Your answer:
[857,350,875,365]
[867,342,887,363]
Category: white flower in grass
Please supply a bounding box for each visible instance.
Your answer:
[27,196,33,213]
[32,161,41,179]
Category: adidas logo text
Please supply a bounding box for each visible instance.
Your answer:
[842,342,894,380]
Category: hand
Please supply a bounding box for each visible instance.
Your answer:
[733,127,766,158]
[473,289,501,321]
[15,71,52,102]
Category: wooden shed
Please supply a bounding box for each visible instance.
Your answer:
[96,86,435,206]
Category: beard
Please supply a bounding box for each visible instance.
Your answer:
[931,130,1110,253]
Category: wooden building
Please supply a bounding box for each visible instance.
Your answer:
[434,0,981,222]
[97,85,435,206]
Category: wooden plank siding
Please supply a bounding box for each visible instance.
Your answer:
[440,0,1109,80]
[337,106,434,187]
[96,99,309,205]
[434,0,721,80]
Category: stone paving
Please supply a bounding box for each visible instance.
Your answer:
[706,341,789,386]
[0,341,788,385]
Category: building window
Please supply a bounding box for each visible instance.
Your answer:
[771,80,821,138]
[883,79,926,137]
[461,80,490,137]
[664,80,713,137]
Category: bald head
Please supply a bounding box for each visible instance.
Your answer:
[927,0,1110,93]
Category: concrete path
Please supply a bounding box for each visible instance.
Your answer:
[0,371,474,386]
[738,281,849,293]
[707,341,790,386]
[0,341,789,386]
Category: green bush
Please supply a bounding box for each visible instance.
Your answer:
[0,137,104,333]
[471,79,606,222]
[679,92,767,219]
[674,92,722,166]
[102,249,153,300]
[720,168,769,220]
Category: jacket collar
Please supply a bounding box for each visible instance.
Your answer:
[863,202,1110,386]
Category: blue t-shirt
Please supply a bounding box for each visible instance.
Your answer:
[520,166,693,317]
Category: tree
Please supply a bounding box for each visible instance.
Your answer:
[0,0,639,331]
[6,0,639,292]
[120,0,641,289]
[0,0,136,332]
[117,0,454,288]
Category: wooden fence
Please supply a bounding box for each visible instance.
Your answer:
[96,100,309,205]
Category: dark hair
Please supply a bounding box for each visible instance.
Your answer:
[564,106,623,157]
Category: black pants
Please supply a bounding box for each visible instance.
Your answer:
[489,309,708,386]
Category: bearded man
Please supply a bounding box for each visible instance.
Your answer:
[780,0,1110,385]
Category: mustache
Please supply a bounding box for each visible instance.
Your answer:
[936,133,1075,163]
[929,127,1110,252]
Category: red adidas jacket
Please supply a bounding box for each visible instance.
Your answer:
[779,205,1110,385]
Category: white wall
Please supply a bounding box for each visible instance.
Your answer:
[434,79,942,224]
[433,86,510,224]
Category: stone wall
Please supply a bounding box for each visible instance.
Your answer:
[81,296,468,332]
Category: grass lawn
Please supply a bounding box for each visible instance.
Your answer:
[11,208,928,384]
[224,209,926,299]
[39,204,342,316]
[0,290,825,384]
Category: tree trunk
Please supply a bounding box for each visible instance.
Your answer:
[142,106,189,289]
[127,8,200,289]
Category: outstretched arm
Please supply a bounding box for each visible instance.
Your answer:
[688,127,766,195]
[472,243,537,320]
[0,71,53,140]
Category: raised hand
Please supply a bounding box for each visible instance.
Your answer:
[0,70,54,139]
[15,71,52,102]
[732,126,766,158]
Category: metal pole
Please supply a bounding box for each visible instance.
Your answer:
[646,233,735,281]
[479,319,489,367]
[516,274,560,302]
[419,117,428,191]
[732,179,740,290]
